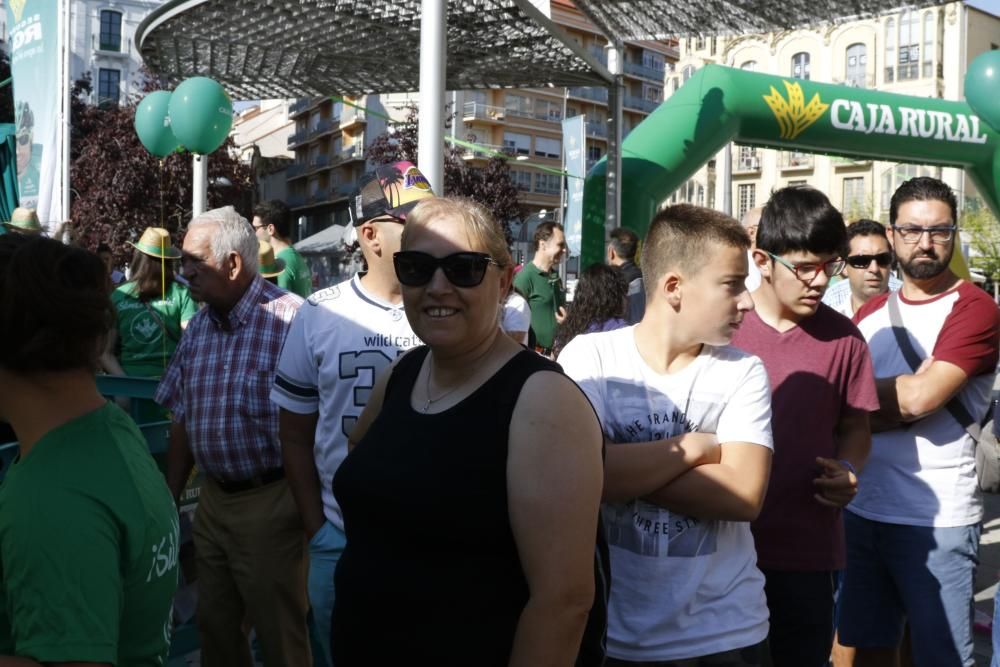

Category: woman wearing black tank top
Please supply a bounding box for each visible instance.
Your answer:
[331,197,609,666]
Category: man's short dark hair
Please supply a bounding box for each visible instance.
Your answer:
[756,186,846,257]
[253,200,293,239]
[846,219,889,245]
[609,227,639,261]
[96,243,112,255]
[889,176,958,227]
[533,221,564,250]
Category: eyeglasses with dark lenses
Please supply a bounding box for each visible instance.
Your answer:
[765,251,846,282]
[846,252,893,269]
[393,251,500,288]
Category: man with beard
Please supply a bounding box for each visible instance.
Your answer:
[838,177,1000,667]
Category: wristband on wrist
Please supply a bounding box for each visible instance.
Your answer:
[838,459,857,476]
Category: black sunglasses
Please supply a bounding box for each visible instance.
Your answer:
[846,252,892,269]
[394,251,500,287]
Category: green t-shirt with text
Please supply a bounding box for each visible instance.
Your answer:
[277,246,314,298]
[112,280,198,377]
[513,262,565,349]
[0,402,179,665]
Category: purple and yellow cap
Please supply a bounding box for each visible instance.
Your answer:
[348,161,435,227]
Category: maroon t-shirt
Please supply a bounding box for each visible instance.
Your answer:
[732,303,879,571]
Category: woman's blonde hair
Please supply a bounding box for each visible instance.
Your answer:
[402,197,511,266]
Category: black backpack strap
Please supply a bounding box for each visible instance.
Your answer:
[886,292,981,439]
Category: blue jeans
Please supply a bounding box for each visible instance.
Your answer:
[992,583,1000,667]
[838,511,980,667]
[308,520,346,667]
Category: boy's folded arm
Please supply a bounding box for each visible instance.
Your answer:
[641,441,772,521]
[602,432,720,503]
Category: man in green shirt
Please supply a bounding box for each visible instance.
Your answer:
[514,221,567,355]
[253,200,313,297]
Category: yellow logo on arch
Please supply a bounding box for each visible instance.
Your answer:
[763,80,829,141]
[9,0,26,23]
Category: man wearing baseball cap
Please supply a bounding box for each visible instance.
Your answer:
[270,161,432,663]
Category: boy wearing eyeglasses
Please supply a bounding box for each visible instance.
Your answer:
[730,186,878,667]
[837,177,1000,667]
[822,219,902,317]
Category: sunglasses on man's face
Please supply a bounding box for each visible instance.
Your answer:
[846,252,893,270]
[393,251,500,288]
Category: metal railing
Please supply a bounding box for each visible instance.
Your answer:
[340,106,366,125]
[733,153,761,173]
[568,87,609,103]
[586,121,608,138]
[463,102,506,121]
[624,61,665,81]
[780,152,814,169]
[287,162,310,178]
[308,117,337,138]
[623,95,659,113]
[460,143,505,159]
[289,97,315,115]
[287,129,309,148]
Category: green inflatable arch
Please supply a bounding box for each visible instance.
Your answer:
[581,64,1000,270]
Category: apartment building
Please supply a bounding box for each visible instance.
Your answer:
[665,1,1000,222]
[285,0,676,238]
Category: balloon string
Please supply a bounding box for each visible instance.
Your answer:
[159,159,164,229]
[161,235,168,371]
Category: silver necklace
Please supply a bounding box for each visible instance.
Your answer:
[420,337,500,413]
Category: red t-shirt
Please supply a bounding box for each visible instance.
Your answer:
[732,304,879,571]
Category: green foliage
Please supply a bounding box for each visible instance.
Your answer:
[962,202,1000,281]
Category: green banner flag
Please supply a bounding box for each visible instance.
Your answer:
[7,0,63,232]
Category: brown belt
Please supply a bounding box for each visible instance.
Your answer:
[213,467,285,494]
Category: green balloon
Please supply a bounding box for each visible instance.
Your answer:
[965,50,1000,133]
[134,91,179,157]
[167,77,234,155]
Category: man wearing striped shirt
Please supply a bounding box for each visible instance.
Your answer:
[155,206,308,667]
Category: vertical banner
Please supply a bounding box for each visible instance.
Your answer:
[7,0,63,233]
[561,114,586,256]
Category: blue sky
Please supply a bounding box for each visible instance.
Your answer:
[967,0,1000,16]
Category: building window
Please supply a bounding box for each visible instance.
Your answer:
[309,110,321,131]
[99,10,122,52]
[504,94,533,118]
[737,146,759,171]
[885,18,896,82]
[642,50,665,72]
[709,37,717,56]
[843,177,866,215]
[467,90,487,106]
[737,184,756,217]
[503,132,531,156]
[587,145,602,162]
[534,136,561,159]
[898,9,919,80]
[682,65,696,82]
[535,99,563,121]
[534,172,561,195]
[97,68,120,106]
[741,60,758,71]
[695,36,705,51]
[511,170,532,192]
[791,52,810,80]
[845,43,867,87]
[643,84,663,103]
[922,12,934,78]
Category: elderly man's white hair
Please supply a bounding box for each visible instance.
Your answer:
[190,206,259,275]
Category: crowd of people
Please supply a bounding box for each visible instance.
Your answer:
[0,163,998,667]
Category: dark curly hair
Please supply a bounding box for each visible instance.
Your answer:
[0,235,114,373]
[554,263,627,356]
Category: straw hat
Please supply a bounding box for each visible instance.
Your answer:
[258,240,286,278]
[130,227,181,259]
[3,207,43,235]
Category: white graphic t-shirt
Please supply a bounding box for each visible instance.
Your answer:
[559,326,773,661]
[271,274,421,530]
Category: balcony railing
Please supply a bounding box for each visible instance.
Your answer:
[623,95,659,113]
[733,153,761,173]
[568,87,609,103]
[780,152,814,170]
[460,143,505,160]
[308,117,337,138]
[624,61,665,82]
[288,194,307,208]
[289,97,316,116]
[340,107,366,125]
[287,162,310,179]
[308,154,331,171]
[287,129,309,148]
[588,46,608,66]
[331,145,364,164]
[586,121,608,138]
[463,102,506,122]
